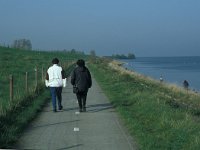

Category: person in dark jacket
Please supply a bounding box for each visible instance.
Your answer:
[71,59,92,112]
[183,80,189,90]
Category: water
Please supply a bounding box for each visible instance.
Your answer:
[122,56,200,92]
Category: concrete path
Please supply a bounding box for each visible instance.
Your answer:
[15,77,136,150]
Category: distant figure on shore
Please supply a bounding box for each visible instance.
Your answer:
[159,75,163,83]
[183,80,189,90]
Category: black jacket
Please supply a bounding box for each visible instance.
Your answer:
[71,66,92,92]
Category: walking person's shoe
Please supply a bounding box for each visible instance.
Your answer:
[59,106,63,111]
[53,109,57,112]
[83,107,86,112]
[79,108,83,112]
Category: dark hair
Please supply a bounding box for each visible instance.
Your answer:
[76,59,85,67]
[52,58,59,64]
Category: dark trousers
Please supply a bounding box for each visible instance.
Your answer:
[50,87,63,110]
[76,91,87,109]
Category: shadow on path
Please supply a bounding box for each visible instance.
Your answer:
[87,103,114,113]
[56,144,83,150]
[32,120,80,129]
[63,107,79,112]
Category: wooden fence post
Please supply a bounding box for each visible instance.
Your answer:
[42,66,44,81]
[35,67,38,89]
[9,75,13,101]
[25,72,28,92]
[64,62,67,69]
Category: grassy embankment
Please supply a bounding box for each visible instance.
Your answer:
[89,59,200,150]
[0,46,86,148]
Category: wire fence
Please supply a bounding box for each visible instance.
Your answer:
[8,66,45,101]
[0,61,75,116]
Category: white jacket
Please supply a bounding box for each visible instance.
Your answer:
[47,64,63,87]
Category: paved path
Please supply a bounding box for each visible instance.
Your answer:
[15,77,136,150]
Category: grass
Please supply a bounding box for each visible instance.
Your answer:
[88,58,200,150]
[0,46,85,148]
[0,88,49,148]
[0,46,86,113]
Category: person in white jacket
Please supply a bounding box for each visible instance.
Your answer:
[46,58,65,112]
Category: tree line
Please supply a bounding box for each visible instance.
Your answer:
[13,39,32,50]
[111,53,135,59]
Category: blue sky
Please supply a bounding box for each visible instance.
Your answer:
[0,0,200,56]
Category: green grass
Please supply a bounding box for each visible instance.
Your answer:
[0,46,86,148]
[0,88,49,148]
[0,46,86,112]
[89,59,200,150]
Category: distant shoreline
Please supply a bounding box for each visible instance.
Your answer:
[89,59,200,149]
[111,59,199,94]
[118,57,200,93]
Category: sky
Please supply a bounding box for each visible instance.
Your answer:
[0,0,200,57]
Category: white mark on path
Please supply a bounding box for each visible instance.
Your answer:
[74,127,79,132]
[75,111,80,115]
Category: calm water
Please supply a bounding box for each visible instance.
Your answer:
[122,56,200,91]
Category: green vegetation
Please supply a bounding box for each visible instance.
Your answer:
[0,89,49,148]
[89,59,200,150]
[0,46,85,112]
[0,46,85,148]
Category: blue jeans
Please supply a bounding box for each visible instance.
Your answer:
[50,87,63,110]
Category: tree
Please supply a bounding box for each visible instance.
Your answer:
[90,50,96,57]
[71,49,76,53]
[127,53,135,59]
[111,53,136,59]
[90,50,96,63]
[13,39,32,50]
